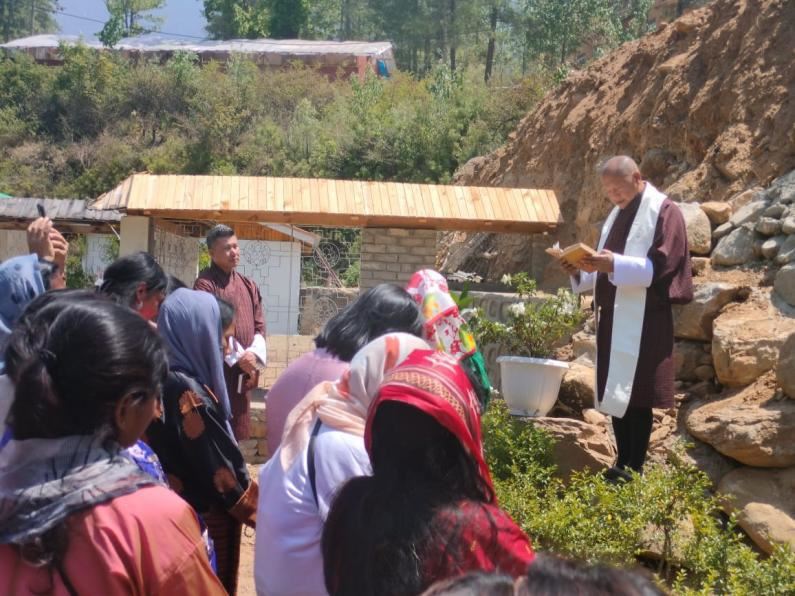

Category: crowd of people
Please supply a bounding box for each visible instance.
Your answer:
[0,155,682,596]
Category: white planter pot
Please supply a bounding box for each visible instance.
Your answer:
[497,356,569,417]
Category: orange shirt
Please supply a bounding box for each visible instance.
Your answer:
[1,485,225,595]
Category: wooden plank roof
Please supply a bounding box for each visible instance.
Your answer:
[92,174,561,234]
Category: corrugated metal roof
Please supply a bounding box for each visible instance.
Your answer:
[92,174,561,233]
[0,197,121,223]
[1,34,394,57]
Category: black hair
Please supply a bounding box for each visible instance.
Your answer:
[518,553,666,596]
[206,224,235,250]
[216,296,235,331]
[315,284,423,361]
[422,572,514,596]
[166,274,187,295]
[99,252,167,309]
[4,289,98,383]
[322,401,495,596]
[6,299,168,440]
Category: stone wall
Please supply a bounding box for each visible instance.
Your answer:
[360,228,438,289]
[153,227,199,286]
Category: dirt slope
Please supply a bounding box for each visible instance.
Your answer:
[447,0,795,286]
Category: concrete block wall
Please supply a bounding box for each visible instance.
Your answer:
[360,228,439,289]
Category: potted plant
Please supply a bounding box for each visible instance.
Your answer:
[467,273,584,416]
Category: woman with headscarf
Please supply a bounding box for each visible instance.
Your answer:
[254,332,431,596]
[406,269,493,410]
[322,350,534,596]
[0,298,224,594]
[145,288,256,595]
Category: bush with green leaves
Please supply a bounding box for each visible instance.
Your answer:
[468,272,585,358]
[481,400,795,594]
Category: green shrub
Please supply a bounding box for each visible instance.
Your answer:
[481,401,795,594]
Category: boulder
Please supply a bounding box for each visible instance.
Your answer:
[676,202,712,255]
[700,201,732,225]
[711,225,756,266]
[524,417,615,478]
[712,221,734,240]
[775,235,795,265]
[781,217,795,235]
[761,235,786,260]
[571,331,596,363]
[776,332,795,399]
[763,203,787,219]
[674,340,710,381]
[694,364,715,381]
[774,264,795,307]
[558,361,596,414]
[768,170,795,204]
[690,256,709,276]
[756,217,783,236]
[685,374,795,467]
[673,282,748,341]
[729,200,770,227]
[581,408,609,427]
[712,294,795,386]
[718,467,795,554]
[728,187,764,212]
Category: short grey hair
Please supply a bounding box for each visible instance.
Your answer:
[206,224,235,249]
[597,155,640,178]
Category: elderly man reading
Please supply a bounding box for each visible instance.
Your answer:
[560,156,693,478]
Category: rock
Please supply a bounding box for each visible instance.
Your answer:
[774,265,795,307]
[782,217,795,235]
[700,201,732,225]
[775,334,795,392]
[582,408,608,427]
[712,294,795,386]
[558,361,596,414]
[677,202,712,255]
[768,170,795,204]
[690,256,709,276]
[712,221,734,240]
[728,187,764,212]
[763,203,787,219]
[730,200,770,227]
[674,340,710,381]
[761,235,786,259]
[711,225,757,266]
[673,282,748,341]
[571,331,596,363]
[524,417,615,478]
[775,235,795,265]
[686,374,795,467]
[694,364,715,381]
[756,217,783,236]
[718,467,795,554]
[777,333,795,399]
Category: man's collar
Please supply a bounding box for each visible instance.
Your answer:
[211,261,233,278]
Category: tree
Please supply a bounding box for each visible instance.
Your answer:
[267,0,307,38]
[0,0,60,43]
[101,0,165,39]
[203,0,269,39]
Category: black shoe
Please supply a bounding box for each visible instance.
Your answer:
[603,466,633,485]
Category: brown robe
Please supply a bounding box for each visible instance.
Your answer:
[595,190,693,410]
[195,263,266,440]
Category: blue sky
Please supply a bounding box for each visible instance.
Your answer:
[57,0,208,39]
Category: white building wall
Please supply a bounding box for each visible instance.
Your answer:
[83,233,114,280]
[237,240,301,335]
[0,230,30,262]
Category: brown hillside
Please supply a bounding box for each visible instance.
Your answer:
[447,0,795,287]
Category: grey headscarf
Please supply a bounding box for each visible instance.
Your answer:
[157,288,232,421]
[0,255,46,373]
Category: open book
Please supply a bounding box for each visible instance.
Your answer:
[545,242,597,267]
